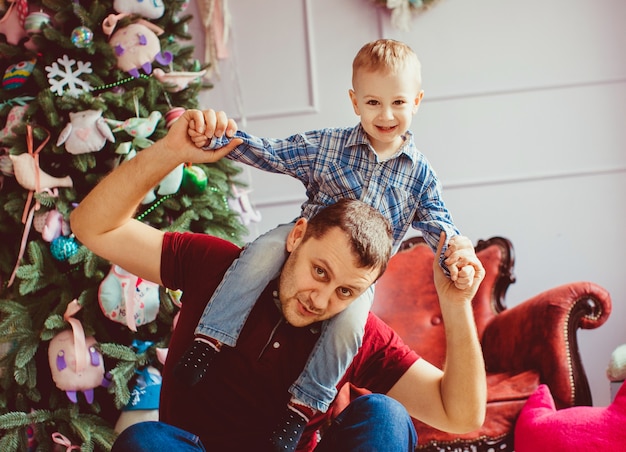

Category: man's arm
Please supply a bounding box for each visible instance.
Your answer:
[70,109,242,285]
[386,232,487,433]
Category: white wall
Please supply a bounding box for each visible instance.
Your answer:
[188,0,626,407]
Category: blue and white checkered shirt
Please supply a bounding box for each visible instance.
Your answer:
[220,123,459,263]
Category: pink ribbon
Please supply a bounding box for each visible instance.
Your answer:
[8,125,51,287]
[63,299,87,374]
[51,432,81,451]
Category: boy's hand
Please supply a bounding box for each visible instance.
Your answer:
[444,235,481,290]
[434,232,485,305]
[164,109,242,164]
[186,108,238,149]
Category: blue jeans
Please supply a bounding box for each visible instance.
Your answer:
[195,223,374,412]
[111,394,417,451]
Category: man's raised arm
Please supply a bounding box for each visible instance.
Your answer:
[70,109,241,285]
[387,232,487,434]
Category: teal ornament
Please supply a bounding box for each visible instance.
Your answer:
[3,59,36,90]
[50,235,79,261]
[71,26,94,48]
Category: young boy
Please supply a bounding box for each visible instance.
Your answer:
[178,39,477,451]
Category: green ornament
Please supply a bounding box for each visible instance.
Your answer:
[181,165,208,194]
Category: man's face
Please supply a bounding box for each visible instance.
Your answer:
[278,221,380,327]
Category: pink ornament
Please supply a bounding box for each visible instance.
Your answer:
[165,107,185,128]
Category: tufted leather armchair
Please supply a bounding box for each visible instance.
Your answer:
[369,236,612,451]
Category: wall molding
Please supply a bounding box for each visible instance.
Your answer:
[237,0,318,121]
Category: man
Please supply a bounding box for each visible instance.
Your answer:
[70,109,486,451]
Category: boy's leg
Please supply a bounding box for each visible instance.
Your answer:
[314,394,417,451]
[291,286,374,412]
[196,222,293,345]
[112,421,206,452]
[269,287,374,451]
[174,223,292,386]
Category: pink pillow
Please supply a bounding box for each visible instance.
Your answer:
[515,383,626,451]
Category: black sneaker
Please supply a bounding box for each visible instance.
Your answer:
[173,340,218,386]
[269,407,308,451]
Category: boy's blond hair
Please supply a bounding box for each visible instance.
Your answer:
[352,39,422,86]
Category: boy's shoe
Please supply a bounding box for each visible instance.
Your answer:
[173,340,218,386]
[269,404,312,452]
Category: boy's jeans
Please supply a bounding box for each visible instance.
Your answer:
[195,222,374,412]
[111,394,418,451]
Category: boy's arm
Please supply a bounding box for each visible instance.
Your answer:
[189,120,317,183]
[70,109,241,285]
[387,232,487,434]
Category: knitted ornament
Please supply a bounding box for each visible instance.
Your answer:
[2,58,36,90]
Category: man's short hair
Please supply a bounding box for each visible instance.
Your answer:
[303,199,393,279]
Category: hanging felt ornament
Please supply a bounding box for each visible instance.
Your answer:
[45,55,93,97]
[48,300,106,404]
[113,0,165,20]
[142,160,183,204]
[98,265,160,332]
[102,13,173,78]
[152,67,207,93]
[2,58,36,90]
[106,111,162,144]
[0,0,32,48]
[56,109,115,155]
[0,103,28,142]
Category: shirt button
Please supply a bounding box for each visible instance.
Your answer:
[273,342,280,349]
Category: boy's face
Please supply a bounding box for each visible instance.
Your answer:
[277,219,380,328]
[349,67,423,157]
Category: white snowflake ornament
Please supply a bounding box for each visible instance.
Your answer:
[45,55,93,97]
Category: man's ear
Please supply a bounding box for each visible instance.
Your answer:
[286,218,308,252]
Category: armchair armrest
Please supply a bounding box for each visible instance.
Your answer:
[481,282,611,408]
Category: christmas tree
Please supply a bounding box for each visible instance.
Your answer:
[0,1,246,450]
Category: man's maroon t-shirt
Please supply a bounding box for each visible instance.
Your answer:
[159,232,419,451]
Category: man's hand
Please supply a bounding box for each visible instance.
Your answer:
[435,232,485,304]
[444,235,481,290]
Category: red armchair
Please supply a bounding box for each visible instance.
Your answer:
[369,236,612,451]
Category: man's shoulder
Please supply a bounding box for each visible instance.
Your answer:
[363,312,396,343]
[163,232,242,268]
